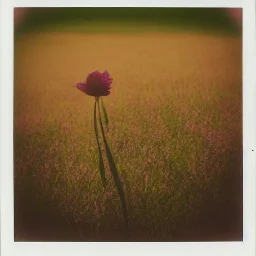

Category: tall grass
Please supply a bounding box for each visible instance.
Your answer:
[14,32,242,241]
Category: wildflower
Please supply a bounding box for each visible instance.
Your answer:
[76,70,113,97]
[74,70,129,232]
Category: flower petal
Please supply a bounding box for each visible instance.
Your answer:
[76,71,113,97]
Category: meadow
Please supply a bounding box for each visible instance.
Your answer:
[14,29,242,241]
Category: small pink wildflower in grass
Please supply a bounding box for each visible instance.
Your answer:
[74,70,129,233]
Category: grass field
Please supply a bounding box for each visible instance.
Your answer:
[14,29,242,241]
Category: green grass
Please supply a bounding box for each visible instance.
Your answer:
[14,29,242,241]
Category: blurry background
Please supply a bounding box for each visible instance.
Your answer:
[15,8,241,34]
[14,8,242,242]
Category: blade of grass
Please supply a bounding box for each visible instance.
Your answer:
[97,100,129,233]
[94,99,106,188]
[100,97,109,131]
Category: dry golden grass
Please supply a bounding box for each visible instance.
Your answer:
[14,32,242,241]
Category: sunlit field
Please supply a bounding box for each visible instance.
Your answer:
[14,22,242,241]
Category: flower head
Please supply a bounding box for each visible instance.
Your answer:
[76,70,113,97]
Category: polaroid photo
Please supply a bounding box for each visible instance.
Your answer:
[1,0,255,255]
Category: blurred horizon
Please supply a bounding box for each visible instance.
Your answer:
[15,8,241,36]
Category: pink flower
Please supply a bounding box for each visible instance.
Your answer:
[76,70,113,97]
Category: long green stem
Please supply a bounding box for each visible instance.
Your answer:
[100,97,109,131]
[94,99,106,188]
[97,99,129,232]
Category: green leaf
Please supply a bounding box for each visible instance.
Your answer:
[94,100,106,188]
[97,100,129,233]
